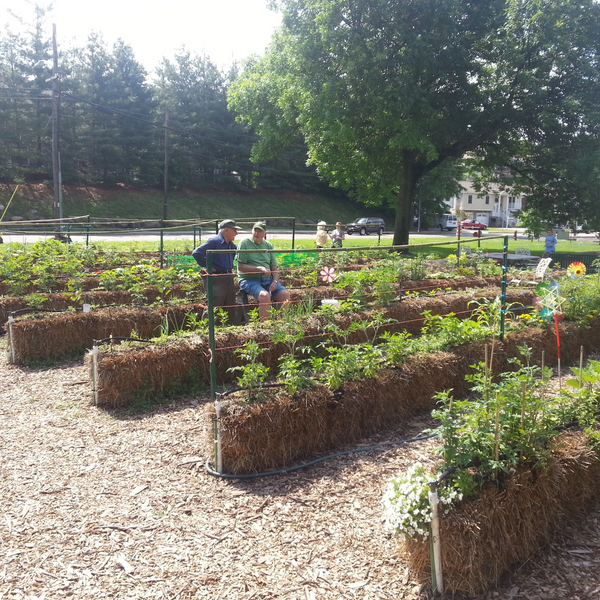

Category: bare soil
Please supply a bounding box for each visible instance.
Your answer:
[1,342,599,600]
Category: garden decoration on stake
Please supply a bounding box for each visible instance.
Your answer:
[567,261,586,279]
[535,280,567,387]
[320,266,337,283]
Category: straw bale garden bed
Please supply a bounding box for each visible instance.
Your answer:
[3,239,600,598]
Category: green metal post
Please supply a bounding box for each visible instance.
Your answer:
[86,216,90,246]
[207,251,221,473]
[456,223,462,267]
[206,252,217,402]
[292,218,296,250]
[500,235,508,341]
[160,221,164,269]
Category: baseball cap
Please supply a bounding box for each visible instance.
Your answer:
[253,221,267,231]
[219,219,242,230]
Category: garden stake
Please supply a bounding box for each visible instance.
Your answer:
[0,185,18,223]
[428,483,444,595]
[7,315,15,364]
[206,251,222,474]
[495,391,500,464]
[521,382,526,431]
[554,313,562,388]
[484,344,488,380]
[541,350,545,378]
[499,235,508,341]
[580,346,584,388]
[92,345,98,405]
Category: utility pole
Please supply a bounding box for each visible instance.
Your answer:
[163,110,169,221]
[48,23,62,231]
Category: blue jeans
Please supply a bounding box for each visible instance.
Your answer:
[239,277,287,301]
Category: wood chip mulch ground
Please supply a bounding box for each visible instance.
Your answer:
[1,340,600,600]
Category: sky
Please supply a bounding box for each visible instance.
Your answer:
[25,0,282,74]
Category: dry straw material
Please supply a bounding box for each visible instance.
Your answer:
[0,285,193,326]
[86,290,530,407]
[210,351,469,474]
[403,430,600,596]
[203,320,600,475]
[8,303,205,364]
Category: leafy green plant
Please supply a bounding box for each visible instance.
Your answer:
[228,340,270,401]
[383,463,463,539]
[381,330,413,365]
[278,349,315,395]
[428,354,565,500]
[316,343,384,390]
[23,293,49,309]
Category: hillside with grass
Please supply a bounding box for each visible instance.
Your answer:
[0,184,391,225]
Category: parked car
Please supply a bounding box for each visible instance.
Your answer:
[460,219,488,230]
[434,214,458,231]
[346,217,385,235]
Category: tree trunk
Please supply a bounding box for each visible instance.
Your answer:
[392,151,418,249]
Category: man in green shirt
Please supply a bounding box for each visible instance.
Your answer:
[236,221,290,320]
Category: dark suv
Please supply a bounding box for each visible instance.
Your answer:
[346,217,385,235]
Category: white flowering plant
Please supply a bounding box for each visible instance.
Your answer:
[382,463,463,540]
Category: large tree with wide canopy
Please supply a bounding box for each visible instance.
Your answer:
[229,0,600,244]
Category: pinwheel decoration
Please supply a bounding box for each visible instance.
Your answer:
[320,266,337,283]
[567,261,586,279]
[534,279,567,384]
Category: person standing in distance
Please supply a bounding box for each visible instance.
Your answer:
[329,221,345,247]
[544,228,558,258]
[315,221,329,248]
[192,219,243,325]
[236,221,290,321]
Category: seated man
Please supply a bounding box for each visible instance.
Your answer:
[236,221,290,321]
[192,219,243,325]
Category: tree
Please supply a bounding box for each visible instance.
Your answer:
[229,0,600,245]
[66,34,157,185]
[0,3,54,182]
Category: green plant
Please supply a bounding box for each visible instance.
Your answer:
[381,330,413,365]
[278,349,315,395]
[317,343,384,390]
[228,340,270,401]
[382,463,463,539]
[427,355,562,500]
[23,293,49,309]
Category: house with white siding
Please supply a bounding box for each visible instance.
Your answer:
[445,180,524,227]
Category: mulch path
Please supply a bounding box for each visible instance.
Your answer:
[1,340,599,600]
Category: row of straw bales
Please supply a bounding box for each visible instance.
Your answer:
[8,303,206,364]
[206,321,600,475]
[0,285,195,326]
[0,274,503,326]
[84,290,533,407]
[404,429,600,596]
[0,276,101,296]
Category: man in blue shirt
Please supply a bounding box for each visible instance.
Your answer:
[192,219,243,325]
[544,229,558,258]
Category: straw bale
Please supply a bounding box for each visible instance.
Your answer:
[88,338,206,407]
[201,318,594,475]
[86,289,533,410]
[8,303,205,364]
[403,430,600,596]
[0,284,198,325]
[209,350,475,474]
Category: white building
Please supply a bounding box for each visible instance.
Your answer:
[446,180,524,226]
